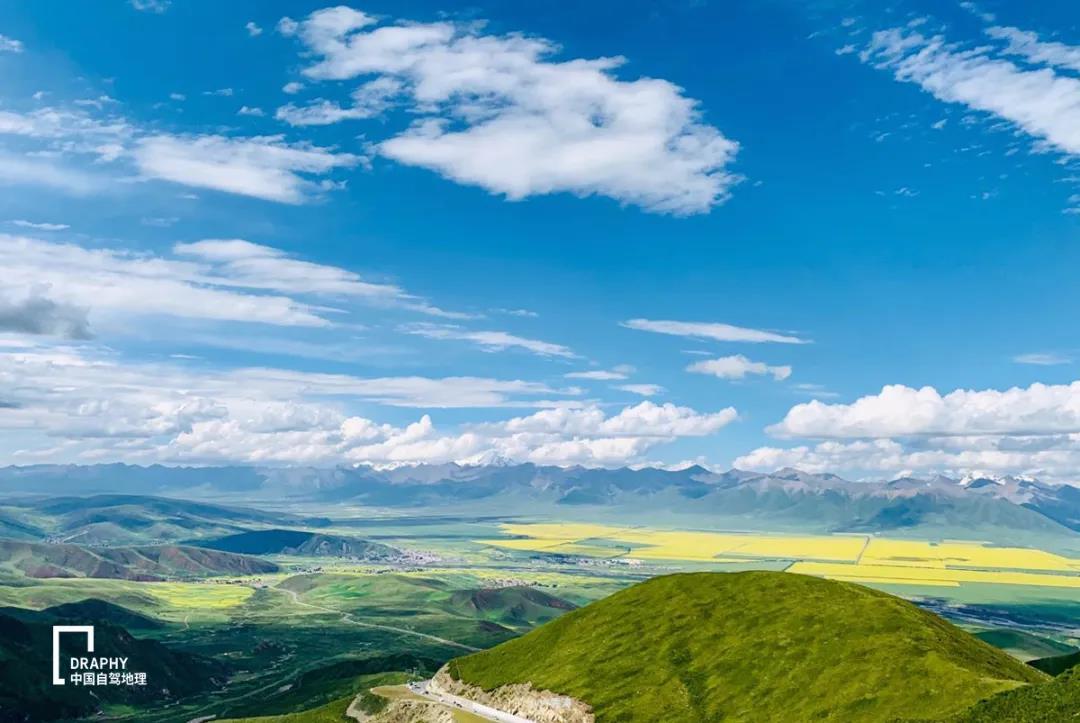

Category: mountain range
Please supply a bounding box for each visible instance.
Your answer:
[1,463,1078,542]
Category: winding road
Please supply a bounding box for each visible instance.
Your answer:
[276,585,480,652]
[407,680,539,723]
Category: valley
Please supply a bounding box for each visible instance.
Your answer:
[1,464,1079,721]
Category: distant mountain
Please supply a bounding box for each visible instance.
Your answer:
[0,494,328,545]
[0,540,279,580]
[428,572,1045,723]
[1,464,1079,541]
[0,606,226,721]
[189,528,399,559]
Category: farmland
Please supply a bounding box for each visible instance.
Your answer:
[478,521,1080,590]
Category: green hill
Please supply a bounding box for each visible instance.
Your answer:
[938,666,1080,722]
[0,540,279,580]
[447,571,1046,722]
[447,586,576,628]
[190,528,399,559]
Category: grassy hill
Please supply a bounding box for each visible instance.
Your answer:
[937,666,1080,722]
[0,494,329,546]
[448,571,1046,722]
[190,528,398,559]
[0,540,279,580]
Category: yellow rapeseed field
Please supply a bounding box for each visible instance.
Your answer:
[479,522,1080,588]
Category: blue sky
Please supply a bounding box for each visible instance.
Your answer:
[1,0,1080,480]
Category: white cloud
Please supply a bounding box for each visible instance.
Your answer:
[862,27,1080,157]
[279,6,740,215]
[565,365,634,381]
[401,322,575,358]
[0,34,23,53]
[133,134,361,203]
[0,235,462,331]
[688,354,792,381]
[987,26,1080,74]
[11,220,68,231]
[1014,352,1072,366]
[246,21,264,37]
[237,106,265,117]
[169,92,186,101]
[203,88,235,97]
[130,0,170,12]
[622,318,808,344]
[739,380,1080,481]
[276,77,401,126]
[0,104,363,204]
[0,345,734,467]
[769,382,1080,439]
[0,152,101,194]
[282,81,305,95]
[733,436,1080,484]
[616,383,664,397]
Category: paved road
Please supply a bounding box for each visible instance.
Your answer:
[408,680,539,723]
[277,585,480,652]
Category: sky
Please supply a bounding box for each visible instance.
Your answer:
[1,0,1080,481]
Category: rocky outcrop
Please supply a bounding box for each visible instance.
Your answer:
[432,666,594,723]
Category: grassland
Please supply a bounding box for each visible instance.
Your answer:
[450,571,1046,722]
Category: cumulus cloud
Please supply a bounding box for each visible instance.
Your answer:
[245,21,263,37]
[769,382,1080,439]
[133,134,362,203]
[688,354,792,381]
[400,322,575,358]
[862,26,1080,158]
[740,381,1080,482]
[282,81,305,95]
[277,6,740,214]
[0,234,462,330]
[0,346,732,467]
[622,318,808,344]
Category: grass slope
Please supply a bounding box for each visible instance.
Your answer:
[938,666,1080,722]
[0,540,279,580]
[449,571,1046,723]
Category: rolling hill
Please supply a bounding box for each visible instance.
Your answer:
[0,540,279,580]
[441,571,1046,722]
[0,494,328,546]
[190,528,399,559]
